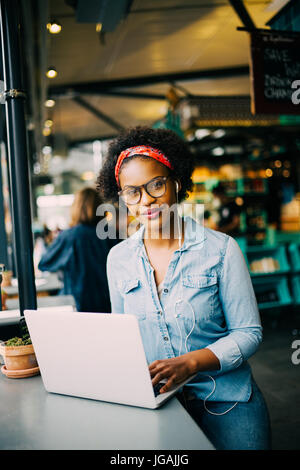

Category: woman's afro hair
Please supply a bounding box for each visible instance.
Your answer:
[96,126,195,202]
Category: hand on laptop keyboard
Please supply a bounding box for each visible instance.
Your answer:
[153,382,165,397]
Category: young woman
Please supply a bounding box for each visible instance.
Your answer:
[97,126,271,450]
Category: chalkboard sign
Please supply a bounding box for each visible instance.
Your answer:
[249,31,300,115]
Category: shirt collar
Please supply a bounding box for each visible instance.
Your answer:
[181,216,206,251]
[128,216,206,254]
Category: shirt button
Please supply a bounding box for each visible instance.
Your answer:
[158,311,163,316]
[163,336,169,341]
[163,288,168,293]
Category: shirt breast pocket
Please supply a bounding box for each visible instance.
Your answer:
[119,278,146,321]
[181,273,220,322]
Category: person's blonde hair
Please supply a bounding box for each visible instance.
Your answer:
[70,187,102,227]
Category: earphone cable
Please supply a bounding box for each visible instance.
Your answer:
[175,199,238,416]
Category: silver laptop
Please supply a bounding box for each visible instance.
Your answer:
[24,309,196,409]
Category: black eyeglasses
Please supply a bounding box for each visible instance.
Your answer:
[118,176,171,205]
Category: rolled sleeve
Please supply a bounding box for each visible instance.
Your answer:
[206,336,243,372]
[207,236,262,373]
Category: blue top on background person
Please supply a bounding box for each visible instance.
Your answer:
[38,187,111,313]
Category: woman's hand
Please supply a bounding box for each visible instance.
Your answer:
[149,349,220,394]
[149,354,197,394]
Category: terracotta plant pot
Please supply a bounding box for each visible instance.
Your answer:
[1,290,7,310]
[2,270,12,287]
[0,342,39,378]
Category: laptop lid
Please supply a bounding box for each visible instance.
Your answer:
[24,310,158,408]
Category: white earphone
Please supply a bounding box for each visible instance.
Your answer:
[175,181,179,193]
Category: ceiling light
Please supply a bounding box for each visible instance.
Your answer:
[33,162,41,175]
[266,168,273,177]
[45,99,55,108]
[235,197,244,206]
[44,119,53,128]
[212,147,224,156]
[195,129,210,139]
[42,146,52,155]
[46,67,57,79]
[42,127,52,137]
[47,21,62,34]
[81,171,95,181]
[44,184,54,195]
[212,129,226,139]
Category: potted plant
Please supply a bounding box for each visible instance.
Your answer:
[0,318,39,378]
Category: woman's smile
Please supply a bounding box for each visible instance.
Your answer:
[141,207,161,219]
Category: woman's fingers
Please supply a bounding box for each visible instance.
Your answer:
[149,359,181,391]
[151,367,168,386]
[149,360,160,374]
[160,375,176,393]
[149,356,193,393]
[149,360,170,385]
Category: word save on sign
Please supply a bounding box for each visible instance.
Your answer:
[249,31,300,115]
[264,47,294,100]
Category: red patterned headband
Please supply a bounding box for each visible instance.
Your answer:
[115,145,173,187]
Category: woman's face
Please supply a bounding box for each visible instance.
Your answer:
[118,157,179,235]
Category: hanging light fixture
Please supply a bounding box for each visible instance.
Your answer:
[46,67,57,78]
[47,20,62,34]
[42,127,52,137]
[44,119,53,128]
[45,99,56,108]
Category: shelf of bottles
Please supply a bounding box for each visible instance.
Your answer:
[189,172,269,244]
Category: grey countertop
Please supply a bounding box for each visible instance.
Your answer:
[2,273,63,297]
[0,373,214,450]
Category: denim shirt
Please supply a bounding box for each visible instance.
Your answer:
[106,216,262,402]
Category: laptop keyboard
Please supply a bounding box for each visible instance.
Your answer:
[153,382,165,397]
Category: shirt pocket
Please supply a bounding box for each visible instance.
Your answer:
[119,278,146,321]
[180,272,221,322]
[183,273,217,289]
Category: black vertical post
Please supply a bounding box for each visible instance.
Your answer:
[0,263,4,310]
[0,148,8,269]
[0,0,36,315]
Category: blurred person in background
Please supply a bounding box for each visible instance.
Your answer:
[43,224,55,247]
[38,187,111,313]
[212,182,241,237]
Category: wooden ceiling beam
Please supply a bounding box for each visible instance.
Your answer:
[48,65,249,98]
[72,96,125,132]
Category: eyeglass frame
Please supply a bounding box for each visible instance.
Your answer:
[117,175,173,205]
